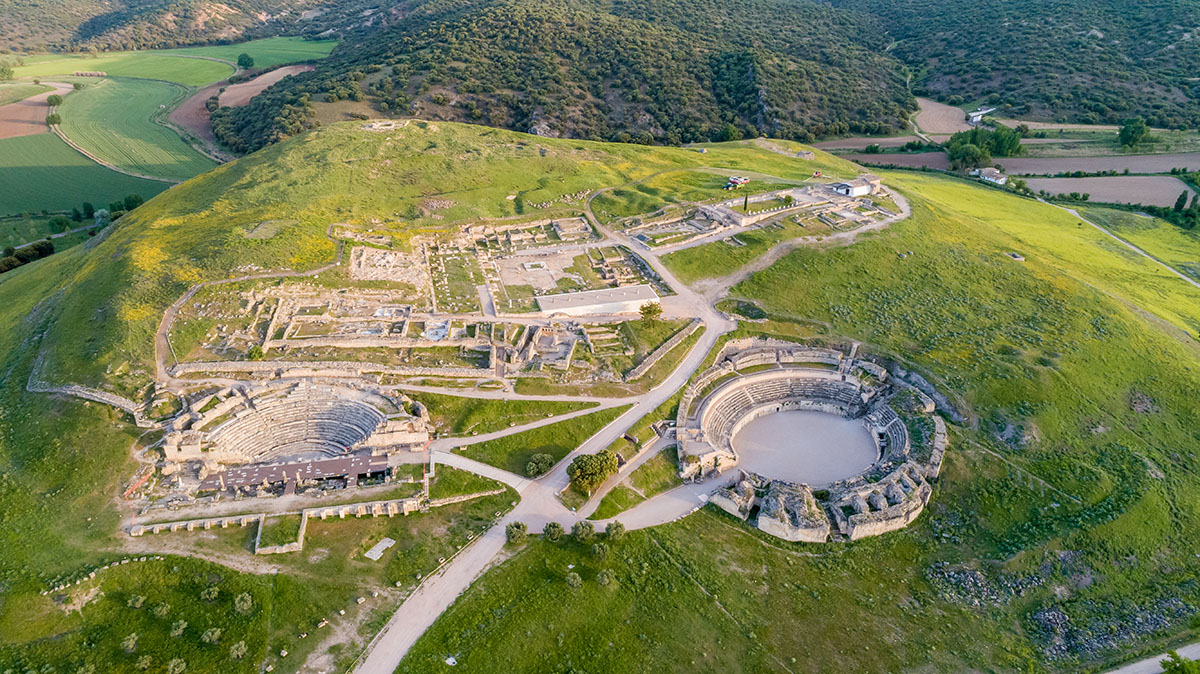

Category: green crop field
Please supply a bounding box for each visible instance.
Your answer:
[165,37,338,70]
[58,78,218,182]
[12,53,233,86]
[0,82,50,105]
[1077,206,1200,284]
[11,38,337,86]
[0,134,170,215]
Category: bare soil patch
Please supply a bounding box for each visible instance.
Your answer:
[0,81,72,139]
[999,153,1200,175]
[1025,176,1196,207]
[839,152,950,170]
[219,65,313,107]
[914,97,972,135]
[169,81,222,145]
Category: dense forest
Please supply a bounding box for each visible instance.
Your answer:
[211,0,915,151]
[832,0,1200,129]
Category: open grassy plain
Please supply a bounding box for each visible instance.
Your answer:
[0,133,170,215]
[0,82,50,106]
[1077,207,1200,283]
[58,78,218,181]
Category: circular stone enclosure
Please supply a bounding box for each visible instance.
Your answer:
[731,409,879,486]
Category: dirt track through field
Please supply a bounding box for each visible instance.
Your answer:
[1026,176,1196,207]
[219,65,313,107]
[0,82,72,139]
[914,97,972,135]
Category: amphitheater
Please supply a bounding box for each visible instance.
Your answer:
[677,338,947,542]
[160,382,431,493]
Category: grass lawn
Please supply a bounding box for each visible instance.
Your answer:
[628,449,680,497]
[456,405,630,475]
[257,514,303,549]
[0,82,50,105]
[1076,206,1200,283]
[411,390,597,436]
[662,219,811,284]
[589,484,645,520]
[0,133,170,215]
[59,78,218,182]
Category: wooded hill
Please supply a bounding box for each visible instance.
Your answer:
[210,0,915,151]
[832,0,1200,130]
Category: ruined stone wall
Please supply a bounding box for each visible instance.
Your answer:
[625,319,700,381]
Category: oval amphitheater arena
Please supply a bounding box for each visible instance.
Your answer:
[676,338,949,542]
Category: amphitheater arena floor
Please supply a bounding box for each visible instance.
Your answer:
[731,410,877,486]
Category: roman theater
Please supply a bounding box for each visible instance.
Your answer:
[676,338,948,542]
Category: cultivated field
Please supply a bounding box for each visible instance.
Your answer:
[12,53,232,87]
[165,37,337,70]
[0,82,50,106]
[1026,176,1197,207]
[838,151,951,169]
[0,81,71,139]
[913,97,972,135]
[219,65,314,107]
[0,133,169,215]
[57,78,218,182]
[999,152,1200,175]
[814,135,922,150]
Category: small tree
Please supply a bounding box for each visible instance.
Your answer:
[121,632,139,652]
[525,452,554,477]
[170,619,187,637]
[82,202,95,218]
[234,592,253,614]
[123,194,144,211]
[47,94,63,106]
[167,658,187,674]
[571,520,595,543]
[246,345,264,361]
[505,521,528,544]
[71,207,83,222]
[592,542,609,560]
[135,656,152,671]
[49,215,71,232]
[127,595,145,609]
[639,301,662,322]
[1160,652,1200,674]
[1177,191,1191,212]
[152,602,171,618]
[201,627,222,644]
[46,113,61,126]
[237,53,254,69]
[0,65,12,81]
[565,571,582,588]
[567,451,618,494]
[230,641,248,660]
[605,520,625,541]
[1118,117,1148,148]
[200,585,219,601]
[542,521,564,542]
[596,570,613,586]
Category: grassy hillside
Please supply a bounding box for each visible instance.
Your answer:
[0,133,171,215]
[403,171,1200,672]
[58,78,219,181]
[832,0,1200,129]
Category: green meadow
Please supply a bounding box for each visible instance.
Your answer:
[0,133,170,215]
[58,78,218,181]
[0,82,50,105]
[1077,206,1200,283]
[164,37,338,70]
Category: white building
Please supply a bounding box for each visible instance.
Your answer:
[971,167,1008,186]
[830,174,881,198]
[537,284,659,317]
[967,107,997,125]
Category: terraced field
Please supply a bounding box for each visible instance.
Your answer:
[0,133,169,215]
[57,78,218,182]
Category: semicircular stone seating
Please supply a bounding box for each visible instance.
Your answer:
[208,387,386,462]
[699,372,862,449]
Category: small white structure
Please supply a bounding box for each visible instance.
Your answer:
[537,284,658,317]
[972,167,1008,186]
[830,174,881,198]
[967,107,997,125]
[364,537,396,561]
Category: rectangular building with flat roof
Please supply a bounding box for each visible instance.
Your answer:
[536,284,659,317]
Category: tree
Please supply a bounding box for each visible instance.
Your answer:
[605,521,625,541]
[123,194,144,211]
[505,521,528,544]
[566,450,618,494]
[592,542,609,560]
[1118,117,1148,147]
[127,595,145,609]
[234,592,253,614]
[0,65,12,81]
[47,94,62,106]
[246,344,264,360]
[170,619,187,637]
[167,659,187,674]
[237,53,255,69]
[639,302,662,322]
[571,520,595,542]
[94,208,111,226]
[71,207,83,222]
[1161,652,1200,674]
[73,82,84,90]
[565,571,582,588]
[82,202,95,218]
[46,113,61,126]
[135,656,152,671]
[49,215,71,232]
[230,641,248,660]
[596,569,613,586]
[152,602,170,618]
[200,585,219,601]
[543,521,564,541]
[525,452,554,477]
[121,632,139,652]
[201,627,222,644]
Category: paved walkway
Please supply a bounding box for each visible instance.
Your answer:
[1107,645,1200,674]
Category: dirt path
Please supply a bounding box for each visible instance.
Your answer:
[0,81,72,139]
